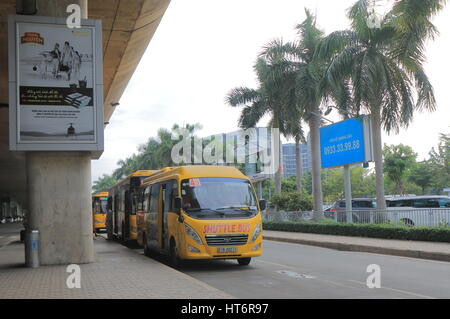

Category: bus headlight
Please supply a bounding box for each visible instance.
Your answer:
[188,245,200,253]
[185,224,202,245]
[250,223,262,243]
[252,243,261,251]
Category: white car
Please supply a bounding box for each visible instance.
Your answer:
[386,196,450,226]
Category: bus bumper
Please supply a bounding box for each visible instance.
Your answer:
[180,239,263,260]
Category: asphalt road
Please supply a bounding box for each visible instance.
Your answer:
[3,222,449,299]
[0,222,22,249]
[175,240,450,299]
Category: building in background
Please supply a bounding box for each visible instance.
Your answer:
[282,143,311,178]
[204,127,274,198]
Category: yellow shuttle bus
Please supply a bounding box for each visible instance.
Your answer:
[92,192,109,232]
[107,170,157,243]
[136,166,265,266]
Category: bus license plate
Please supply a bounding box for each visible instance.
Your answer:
[217,247,237,253]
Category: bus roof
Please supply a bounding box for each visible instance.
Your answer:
[129,170,158,177]
[92,192,109,198]
[110,170,158,189]
[141,165,248,186]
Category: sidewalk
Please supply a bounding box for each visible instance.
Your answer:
[0,223,232,299]
[263,230,450,262]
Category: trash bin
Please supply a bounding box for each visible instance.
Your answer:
[25,230,39,268]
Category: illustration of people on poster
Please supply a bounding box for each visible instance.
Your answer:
[17,23,96,142]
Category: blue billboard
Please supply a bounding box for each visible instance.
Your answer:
[320,118,368,168]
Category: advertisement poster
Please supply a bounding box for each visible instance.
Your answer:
[17,22,96,143]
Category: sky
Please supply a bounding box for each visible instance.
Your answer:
[91,0,450,183]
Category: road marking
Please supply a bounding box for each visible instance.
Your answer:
[254,259,296,269]
[348,280,436,299]
[257,258,435,294]
[276,270,316,279]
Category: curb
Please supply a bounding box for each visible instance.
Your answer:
[263,235,450,263]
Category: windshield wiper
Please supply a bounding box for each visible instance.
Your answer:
[215,206,256,213]
[216,205,254,210]
[184,208,225,216]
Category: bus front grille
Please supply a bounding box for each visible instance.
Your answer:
[205,234,248,246]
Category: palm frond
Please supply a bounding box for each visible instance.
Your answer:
[225,87,260,107]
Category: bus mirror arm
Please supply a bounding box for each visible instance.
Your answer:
[259,199,266,211]
[174,197,182,215]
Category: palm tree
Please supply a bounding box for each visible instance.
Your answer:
[280,84,306,192]
[226,40,295,194]
[261,10,332,219]
[138,138,163,170]
[92,174,117,193]
[316,0,445,209]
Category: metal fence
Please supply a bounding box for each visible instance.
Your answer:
[263,208,450,227]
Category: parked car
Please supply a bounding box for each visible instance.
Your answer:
[386,195,450,226]
[325,198,378,223]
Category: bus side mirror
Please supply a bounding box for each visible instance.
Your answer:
[259,199,266,211]
[174,197,182,214]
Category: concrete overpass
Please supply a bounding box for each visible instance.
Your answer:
[0,0,171,264]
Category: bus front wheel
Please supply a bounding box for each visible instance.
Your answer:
[237,257,251,266]
[106,227,113,241]
[143,234,152,257]
[170,239,181,268]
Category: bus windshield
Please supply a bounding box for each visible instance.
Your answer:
[181,177,258,219]
[94,197,108,214]
[100,198,108,213]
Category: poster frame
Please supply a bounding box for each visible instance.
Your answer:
[8,14,104,157]
[320,116,374,169]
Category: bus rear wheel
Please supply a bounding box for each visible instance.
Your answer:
[237,257,251,266]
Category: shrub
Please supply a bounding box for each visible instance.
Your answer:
[270,192,313,211]
[262,221,450,243]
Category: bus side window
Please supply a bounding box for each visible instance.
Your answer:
[114,195,119,213]
[150,185,159,214]
[136,189,143,211]
[161,183,167,213]
[143,186,151,213]
[170,181,178,212]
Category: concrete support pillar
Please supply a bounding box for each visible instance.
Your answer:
[21,0,92,265]
[27,152,93,265]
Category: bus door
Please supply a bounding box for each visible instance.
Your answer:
[113,194,119,235]
[147,184,160,247]
[160,183,167,249]
[161,180,177,251]
[136,186,149,247]
[124,190,131,239]
[106,196,113,236]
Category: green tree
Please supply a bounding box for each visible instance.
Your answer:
[264,9,333,219]
[383,144,417,195]
[92,174,117,193]
[428,132,450,192]
[409,160,435,194]
[226,39,295,194]
[316,0,445,209]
